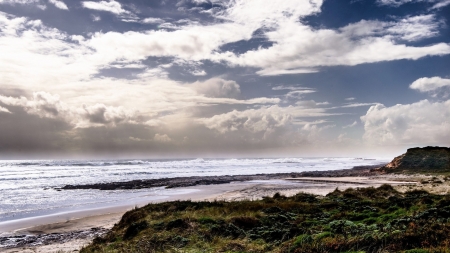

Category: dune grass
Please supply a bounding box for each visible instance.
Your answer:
[81,185,450,253]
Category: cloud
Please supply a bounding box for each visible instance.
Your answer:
[285,90,316,99]
[3,1,447,83]
[340,103,380,108]
[91,14,101,21]
[345,97,356,101]
[0,0,67,10]
[0,92,137,127]
[257,68,319,76]
[190,78,241,98]
[82,103,134,126]
[193,105,331,148]
[142,17,165,24]
[49,0,68,10]
[272,86,317,100]
[191,69,207,76]
[376,0,417,6]
[199,107,291,134]
[272,86,314,91]
[361,100,450,145]
[0,0,39,5]
[377,0,450,9]
[0,92,68,118]
[383,15,443,42]
[82,0,129,15]
[220,14,449,75]
[431,0,450,9]
[0,106,11,113]
[1,0,449,155]
[343,121,358,129]
[0,108,72,154]
[198,104,334,135]
[295,100,330,107]
[154,133,171,142]
[410,76,450,92]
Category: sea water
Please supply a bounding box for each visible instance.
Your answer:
[0,157,385,229]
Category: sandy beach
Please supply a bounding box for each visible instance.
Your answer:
[1,172,429,253]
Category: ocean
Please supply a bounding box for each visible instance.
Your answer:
[0,157,385,231]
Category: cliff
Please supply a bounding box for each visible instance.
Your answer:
[375,146,450,173]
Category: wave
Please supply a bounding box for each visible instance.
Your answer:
[0,175,76,181]
[272,158,303,163]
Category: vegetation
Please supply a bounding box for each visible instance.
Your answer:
[81,185,450,253]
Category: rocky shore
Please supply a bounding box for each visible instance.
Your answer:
[60,165,383,191]
[2,164,386,251]
[0,227,108,249]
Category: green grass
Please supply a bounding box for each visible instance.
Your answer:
[81,185,450,253]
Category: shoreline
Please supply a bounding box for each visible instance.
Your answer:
[59,165,383,190]
[3,165,437,252]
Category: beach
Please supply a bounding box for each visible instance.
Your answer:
[1,168,430,253]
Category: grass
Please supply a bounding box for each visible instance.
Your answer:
[81,185,450,253]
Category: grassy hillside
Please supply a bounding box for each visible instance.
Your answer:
[376,147,450,174]
[81,185,450,253]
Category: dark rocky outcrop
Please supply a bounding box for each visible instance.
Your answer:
[374,146,450,173]
[0,227,108,249]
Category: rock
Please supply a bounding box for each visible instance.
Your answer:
[0,228,108,249]
[59,165,384,191]
[373,146,450,173]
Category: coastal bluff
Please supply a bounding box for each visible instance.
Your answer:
[375,146,450,173]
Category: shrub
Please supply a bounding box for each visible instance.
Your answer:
[124,221,148,239]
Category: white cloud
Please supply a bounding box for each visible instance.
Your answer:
[257,68,318,76]
[431,0,450,9]
[343,121,358,129]
[272,86,314,91]
[345,97,356,101]
[0,92,68,118]
[410,76,450,92]
[49,0,68,10]
[154,133,171,143]
[340,103,380,108]
[273,86,317,100]
[191,69,207,76]
[199,106,292,134]
[377,0,416,6]
[285,90,316,99]
[91,14,101,21]
[198,104,334,134]
[0,92,137,127]
[142,17,165,24]
[82,103,134,126]
[219,14,449,75]
[385,15,442,42]
[190,78,241,98]
[361,100,450,145]
[82,0,129,15]
[0,106,11,114]
[295,100,329,107]
[0,0,39,5]
[3,0,446,81]
[86,22,253,63]
[377,0,450,9]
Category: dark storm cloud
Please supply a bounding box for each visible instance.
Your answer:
[0,106,71,153]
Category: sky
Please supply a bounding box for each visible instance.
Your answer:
[0,0,449,158]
